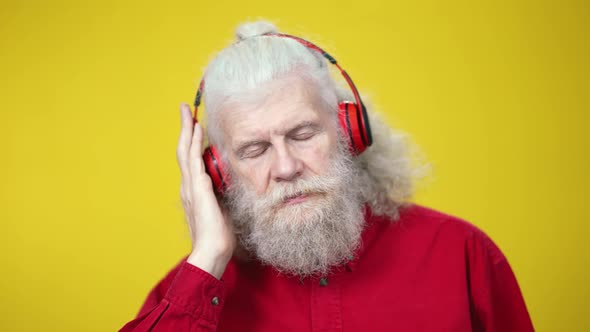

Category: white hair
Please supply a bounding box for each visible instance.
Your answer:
[202,20,418,219]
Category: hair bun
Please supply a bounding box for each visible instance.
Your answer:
[235,21,278,41]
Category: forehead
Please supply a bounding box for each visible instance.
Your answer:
[220,76,329,144]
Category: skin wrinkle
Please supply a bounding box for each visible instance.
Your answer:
[234,121,323,160]
[221,75,337,196]
[206,65,339,151]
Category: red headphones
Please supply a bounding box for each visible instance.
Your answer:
[192,33,372,196]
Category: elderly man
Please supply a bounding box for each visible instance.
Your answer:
[120,21,534,331]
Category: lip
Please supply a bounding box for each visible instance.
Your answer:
[284,193,309,205]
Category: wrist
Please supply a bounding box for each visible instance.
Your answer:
[187,248,232,280]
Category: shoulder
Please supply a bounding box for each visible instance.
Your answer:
[395,203,480,233]
[371,204,508,264]
[374,203,484,238]
[397,204,493,240]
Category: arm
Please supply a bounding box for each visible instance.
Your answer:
[120,103,236,331]
[466,229,535,332]
[119,260,225,332]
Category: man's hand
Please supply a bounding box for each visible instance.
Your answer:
[176,103,236,279]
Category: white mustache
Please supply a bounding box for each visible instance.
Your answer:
[261,176,339,209]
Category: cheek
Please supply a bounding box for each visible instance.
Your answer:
[301,134,336,176]
[232,160,271,195]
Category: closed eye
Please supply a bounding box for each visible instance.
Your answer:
[239,143,269,159]
[288,122,321,141]
[290,131,315,141]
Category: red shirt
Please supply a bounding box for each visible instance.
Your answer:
[120,204,534,331]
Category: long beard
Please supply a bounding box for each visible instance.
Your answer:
[223,139,365,278]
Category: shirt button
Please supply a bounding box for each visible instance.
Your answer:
[319,278,328,287]
[211,296,220,306]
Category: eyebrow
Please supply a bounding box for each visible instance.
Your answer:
[233,120,322,157]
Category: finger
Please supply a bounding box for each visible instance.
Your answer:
[180,183,196,243]
[180,182,191,209]
[176,103,193,181]
[189,121,217,200]
[188,119,206,177]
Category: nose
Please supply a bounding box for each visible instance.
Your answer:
[270,141,303,183]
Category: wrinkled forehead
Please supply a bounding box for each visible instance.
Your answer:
[218,75,333,145]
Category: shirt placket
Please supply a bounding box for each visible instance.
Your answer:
[310,274,343,332]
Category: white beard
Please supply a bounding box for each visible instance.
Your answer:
[224,138,365,277]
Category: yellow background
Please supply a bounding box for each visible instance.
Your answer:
[1,0,588,331]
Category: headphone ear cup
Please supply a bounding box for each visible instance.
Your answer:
[338,102,371,155]
[202,145,229,196]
